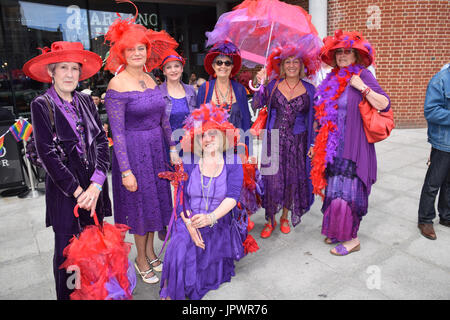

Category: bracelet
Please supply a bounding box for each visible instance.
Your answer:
[75,190,84,200]
[209,212,217,228]
[361,87,371,98]
[93,183,102,192]
[185,219,192,226]
[170,149,178,153]
[121,171,132,178]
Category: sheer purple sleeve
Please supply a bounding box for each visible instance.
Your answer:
[160,103,176,147]
[104,90,131,172]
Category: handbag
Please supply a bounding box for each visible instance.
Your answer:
[357,70,394,143]
[358,97,395,143]
[250,79,280,138]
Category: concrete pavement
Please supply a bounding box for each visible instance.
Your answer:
[1,128,449,300]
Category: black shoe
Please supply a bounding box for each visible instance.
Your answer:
[439,219,450,227]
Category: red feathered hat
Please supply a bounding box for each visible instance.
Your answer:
[204,41,242,78]
[320,30,375,67]
[104,0,178,74]
[22,42,102,83]
[180,103,240,153]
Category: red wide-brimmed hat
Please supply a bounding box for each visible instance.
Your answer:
[320,30,375,67]
[204,41,242,78]
[22,41,102,83]
[180,103,240,152]
[160,49,185,69]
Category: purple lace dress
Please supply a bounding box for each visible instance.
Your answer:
[321,86,369,241]
[104,88,174,235]
[160,164,236,300]
[262,89,310,226]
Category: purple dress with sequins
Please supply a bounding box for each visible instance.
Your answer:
[321,86,369,241]
[104,88,174,235]
[261,89,310,226]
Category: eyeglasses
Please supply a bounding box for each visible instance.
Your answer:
[215,60,233,67]
[335,48,354,55]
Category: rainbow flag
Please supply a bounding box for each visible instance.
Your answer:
[0,136,4,156]
[9,121,23,142]
[19,119,33,141]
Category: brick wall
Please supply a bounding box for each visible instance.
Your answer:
[327,0,450,128]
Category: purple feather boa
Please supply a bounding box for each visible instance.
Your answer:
[314,64,364,165]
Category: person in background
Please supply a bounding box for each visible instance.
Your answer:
[417,63,450,240]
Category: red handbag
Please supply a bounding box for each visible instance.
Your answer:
[358,98,395,143]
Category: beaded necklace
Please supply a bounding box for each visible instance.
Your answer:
[214,81,233,112]
[199,158,221,212]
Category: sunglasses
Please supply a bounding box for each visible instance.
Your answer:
[215,60,233,67]
[335,48,354,55]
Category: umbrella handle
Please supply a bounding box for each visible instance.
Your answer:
[73,204,100,226]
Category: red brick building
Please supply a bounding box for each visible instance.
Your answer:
[287,0,450,128]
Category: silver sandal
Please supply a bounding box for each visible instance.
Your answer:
[147,257,163,272]
[134,259,159,284]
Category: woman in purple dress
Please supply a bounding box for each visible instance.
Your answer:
[253,42,321,238]
[159,103,243,300]
[311,30,391,255]
[103,2,179,284]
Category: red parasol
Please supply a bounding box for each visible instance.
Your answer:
[59,205,136,300]
[206,0,321,69]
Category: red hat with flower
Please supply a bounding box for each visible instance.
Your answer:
[104,0,178,74]
[266,34,322,81]
[320,29,375,67]
[22,42,102,83]
[180,103,240,153]
[204,41,242,78]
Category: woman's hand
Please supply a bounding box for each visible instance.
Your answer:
[76,183,101,217]
[307,146,315,159]
[181,211,205,249]
[255,68,267,86]
[170,150,181,165]
[349,75,366,91]
[191,213,212,229]
[122,171,138,192]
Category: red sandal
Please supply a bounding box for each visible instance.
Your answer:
[260,220,277,238]
[280,218,290,234]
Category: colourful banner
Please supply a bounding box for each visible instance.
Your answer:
[8,121,23,142]
[19,119,33,141]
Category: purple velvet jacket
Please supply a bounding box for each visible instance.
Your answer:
[30,88,112,234]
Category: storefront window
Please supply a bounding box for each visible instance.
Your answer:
[0,0,217,119]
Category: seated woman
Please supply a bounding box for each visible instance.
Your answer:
[159,103,244,300]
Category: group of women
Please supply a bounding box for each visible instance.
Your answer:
[23,0,390,300]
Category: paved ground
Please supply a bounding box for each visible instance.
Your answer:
[1,128,449,300]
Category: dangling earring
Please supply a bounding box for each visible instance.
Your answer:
[114,64,124,76]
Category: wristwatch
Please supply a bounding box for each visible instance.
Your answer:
[121,171,132,178]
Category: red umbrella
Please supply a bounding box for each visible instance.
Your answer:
[59,205,136,300]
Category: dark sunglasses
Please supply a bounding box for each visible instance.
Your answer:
[335,48,354,55]
[215,60,233,67]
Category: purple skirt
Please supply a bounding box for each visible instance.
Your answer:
[321,158,368,241]
[159,215,235,300]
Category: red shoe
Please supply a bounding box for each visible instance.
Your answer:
[247,218,255,231]
[280,218,290,234]
[260,221,276,238]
